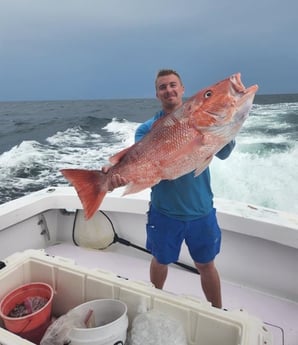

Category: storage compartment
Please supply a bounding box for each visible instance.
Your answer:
[0,250,272,345]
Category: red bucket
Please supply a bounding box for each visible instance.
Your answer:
[0,282,54,344]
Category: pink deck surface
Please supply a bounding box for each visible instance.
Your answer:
[46,243,298,345]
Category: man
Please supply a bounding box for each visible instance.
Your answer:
[107,69,235,308]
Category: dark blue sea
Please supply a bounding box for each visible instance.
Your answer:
[0,94,297,214]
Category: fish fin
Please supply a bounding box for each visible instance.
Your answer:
[194,155,214,177]
[151,115,168,129]
[109,146,133,165]
[122,182,153,196]
[152,113,179,129]
[60,169,108,220]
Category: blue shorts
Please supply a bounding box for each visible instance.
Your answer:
[146,206,221,265]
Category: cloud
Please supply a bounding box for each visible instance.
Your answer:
[0,0,297,100]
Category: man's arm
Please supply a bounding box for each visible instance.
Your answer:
[215,140,236,160]
[135,120,155,143]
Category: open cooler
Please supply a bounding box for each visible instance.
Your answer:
[0,249,272,345]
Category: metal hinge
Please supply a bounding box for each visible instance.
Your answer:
[38,213,50,241]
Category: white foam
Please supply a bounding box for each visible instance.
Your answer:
[0,141,44,168]
[103,118,139,146]
[211,145,298,213]
[0,117,297,214]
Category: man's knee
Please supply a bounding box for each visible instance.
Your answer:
[195,260,215,273]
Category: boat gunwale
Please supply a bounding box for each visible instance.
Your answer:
[0,187,297,249]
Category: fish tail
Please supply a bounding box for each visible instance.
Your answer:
[60,168,108,220]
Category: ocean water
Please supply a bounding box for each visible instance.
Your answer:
[0,94,297,214]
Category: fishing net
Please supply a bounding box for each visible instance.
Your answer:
[72,210,116,249]
[72,210,198,273]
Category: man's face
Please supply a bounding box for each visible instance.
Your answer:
[155,74,184,111]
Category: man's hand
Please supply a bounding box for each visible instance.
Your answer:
[101,165,129,191]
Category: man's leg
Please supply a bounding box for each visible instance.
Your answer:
[150,257,168,289]
[195,260,222,308]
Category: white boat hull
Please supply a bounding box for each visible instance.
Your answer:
[0,187,297,344]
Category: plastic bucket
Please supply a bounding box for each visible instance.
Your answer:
[0,282,54,344]
[68,299,128,345]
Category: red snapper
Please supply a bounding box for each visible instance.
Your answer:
[61,73,258,219]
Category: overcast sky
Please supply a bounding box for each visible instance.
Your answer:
[0,0,297,101]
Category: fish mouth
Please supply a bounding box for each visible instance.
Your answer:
[230,73,259,100]
[205,73,258,123]
[230,73,259,121]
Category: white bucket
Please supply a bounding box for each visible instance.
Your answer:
[68,299,128,345]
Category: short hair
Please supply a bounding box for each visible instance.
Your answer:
[155,69,183,86]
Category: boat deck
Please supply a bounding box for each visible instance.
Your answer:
[46,242,298,345]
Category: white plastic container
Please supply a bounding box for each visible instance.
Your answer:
[68,299,128,345]
[0,250,272,345]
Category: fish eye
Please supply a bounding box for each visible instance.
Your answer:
[204,90,213,98]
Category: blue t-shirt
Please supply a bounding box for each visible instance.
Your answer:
[135,111,235,221]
